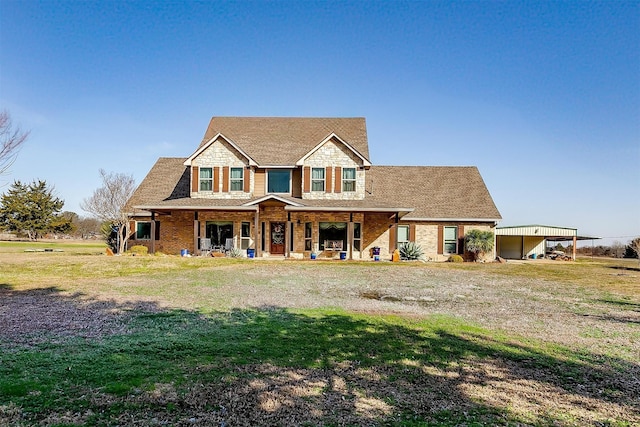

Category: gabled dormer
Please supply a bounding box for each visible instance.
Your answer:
[297,133,370,201]
[183,133,256,199]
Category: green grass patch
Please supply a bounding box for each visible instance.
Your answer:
[2,307,636,425]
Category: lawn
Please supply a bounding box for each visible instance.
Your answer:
[1,242,638,426]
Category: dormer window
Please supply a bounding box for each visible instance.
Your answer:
[311,168,325,191]
[230,167,244,191]
[267,169,291,193]
[342,167,356,192]
[200,167,213,191]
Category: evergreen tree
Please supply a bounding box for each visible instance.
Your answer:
[0,180,68,240]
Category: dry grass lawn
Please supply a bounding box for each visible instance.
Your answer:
[0,242,638,426]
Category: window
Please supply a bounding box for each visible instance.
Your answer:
[136,222,151,240]
[199,167,213,191]
[267,169,291,193]
[353,222,362,251]
[444,226,457,254]
[319,222,347,251]
[342,167,356,192]
[397,225,409,247]
[311,168,325,191]
[241,221,251,249]
[304,222,312,251]
[230,167,244,191]
[205,221,233,247]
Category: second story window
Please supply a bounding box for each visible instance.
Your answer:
[199,167,213,191]
[311,168,325,191]
[342,167,356,192]
[230,167,243,191]
[267,169,291,193]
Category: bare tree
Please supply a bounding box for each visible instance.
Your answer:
[0,110,30,176]
[630,237,640,265]
[81,169,136,254]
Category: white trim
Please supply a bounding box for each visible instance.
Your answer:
[133,205,259,211]
[242,194,305,207]
[295,133,371,166]
[183,133,257,166]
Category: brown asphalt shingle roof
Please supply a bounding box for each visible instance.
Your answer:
[129,159,501,220]
[197,117,370,165]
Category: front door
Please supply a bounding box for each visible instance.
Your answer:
[270,222,285,254]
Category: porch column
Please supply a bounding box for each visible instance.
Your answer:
[254,208,260,257]
[193,211,199,255]
[285,212,291,258]
[150,212,156,255]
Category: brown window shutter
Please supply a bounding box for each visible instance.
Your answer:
[213,167,220,192]
[409,224,416,242]
[303,166,310,193]
[326,167,332,193]
[243,167,250,192]
[191,167,199,192]
[458,225,465,255]
[334,166,342,193]
[388,225,396,254]
[437,225,443,254]
[222,166,229,192]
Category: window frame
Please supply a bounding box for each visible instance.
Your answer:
[241,221,251,249]
[199,167,213,191]
[443,226,458,254]
[267,169,291,194]
[230,167,244,192]
[311,167,325,192]
[397,225,410,247]
[304,222,313,251]
[136,221,152,240]
[353,222,362,251]
[342,167,356,192]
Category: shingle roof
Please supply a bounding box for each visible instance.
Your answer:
[365,166,501,220]
[129,160,501,220]
[196,117,370,165]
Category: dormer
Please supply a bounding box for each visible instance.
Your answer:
[183,133,256,199]
[298,133,370,201]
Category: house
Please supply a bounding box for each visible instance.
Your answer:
[127,117,501,260]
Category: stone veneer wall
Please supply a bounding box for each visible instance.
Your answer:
[302,139,365,200]
[191,138,253,199]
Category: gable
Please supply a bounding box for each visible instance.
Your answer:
[184,133,256,167]
[297,134,371,167]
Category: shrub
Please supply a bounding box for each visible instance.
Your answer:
[399,242,425,261]
[129,245,149,256]
[447,254,464,263]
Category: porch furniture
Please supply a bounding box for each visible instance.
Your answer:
[199,238,212,256]
[324,240,343,251]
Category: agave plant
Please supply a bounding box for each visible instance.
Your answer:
[227,247,244,258]
[399,242,425,261]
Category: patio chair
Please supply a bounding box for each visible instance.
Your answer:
[200,238,212,256]
[224,238,234,254]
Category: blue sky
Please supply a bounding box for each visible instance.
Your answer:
[1,1,638,245]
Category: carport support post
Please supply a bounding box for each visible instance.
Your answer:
[572,236,577,260]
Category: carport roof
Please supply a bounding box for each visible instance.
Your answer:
[496,224,599,241]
